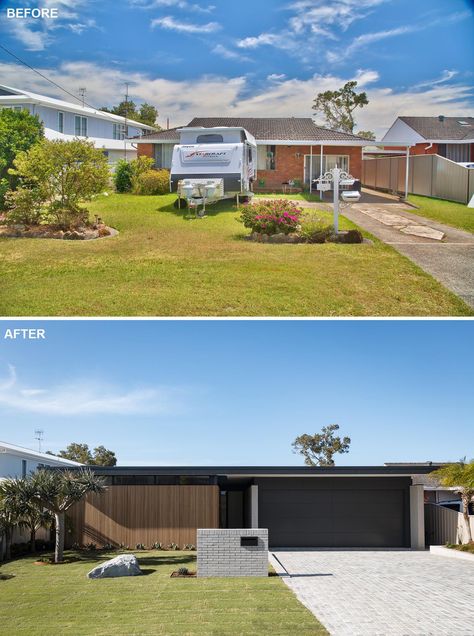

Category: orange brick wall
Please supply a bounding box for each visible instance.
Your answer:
[411,143,438,156]
[257,145,362,190]
[138,143,155,160]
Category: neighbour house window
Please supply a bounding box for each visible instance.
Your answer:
[196,133,223,143]
[58,111,64,134]
[155,144,174,169]
[257,145,276,170]
[22,459,27,477]
[113,123,128,140]
[74,115,87,137]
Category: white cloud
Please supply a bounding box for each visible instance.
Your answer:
[0,61,471,137]
[212,44,252,62]
[267,73,287,82]
[0,365,184,416]
[287,0,389,32]
[130,0,215,12]
[151,15,220,32]
[237,33,284,49]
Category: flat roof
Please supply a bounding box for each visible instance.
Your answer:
[74,464,442,477]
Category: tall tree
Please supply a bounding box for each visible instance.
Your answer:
[0,108,44,209]
[55,442,117,466]
[357,130,376,141]
[313,81,369,134]
[0,491,20,561]
[431,458,474,544]
[101,101,159,127]
[292,424,351,466]
[30,468,105,562]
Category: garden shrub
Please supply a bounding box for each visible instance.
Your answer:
[3,188,43,225]
[114,159,133,193]
[130,156,155,193]
[333,229,364,244]
[239,199,302,235]
[5,139,109,230]
[133,169,170,195]
[299,214,334,243]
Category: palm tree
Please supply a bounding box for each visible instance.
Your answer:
[0,477,53,553]
[30,468,105,563]
[432,458,474,543]
[0,483,22,561]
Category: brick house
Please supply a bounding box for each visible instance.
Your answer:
[134,117,369,191]
[382,116,474,162]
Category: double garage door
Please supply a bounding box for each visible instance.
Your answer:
[258,477,410,548]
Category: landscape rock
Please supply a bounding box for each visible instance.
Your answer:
[87,554,143,579]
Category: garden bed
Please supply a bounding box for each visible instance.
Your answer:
[0,224,117,240]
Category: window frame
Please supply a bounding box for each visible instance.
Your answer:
[74,115,88,137]
[58,111,64,134]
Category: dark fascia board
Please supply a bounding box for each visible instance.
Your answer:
[71,465,442,477]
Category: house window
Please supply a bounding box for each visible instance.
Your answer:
[22,459,27,478]
[304,154,350,184]
[58,112,64,134]
[155,143,175,169]
[196,133,223,143]
[113,123,128,140]
[74,115,87,137]
[257,145,276,170]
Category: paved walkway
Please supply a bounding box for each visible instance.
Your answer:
[343,204,474,309]
[271,550,474,636]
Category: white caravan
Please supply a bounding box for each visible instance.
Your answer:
[170,127,257,212]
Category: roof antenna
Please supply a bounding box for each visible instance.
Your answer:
[78,87,87,107]
[34,429,44,453]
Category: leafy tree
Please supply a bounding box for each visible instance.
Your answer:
[292,424,351,466]
[357,130,376,141]
[114,159,133,192]
[56,442,117,466]
[0,108,44,209]
[101,100,159,127]
[0,492,20,561]
[0,477,52,554]
[6,139,109,229]
[431,458,474,544]
[313,81,369,134]
[30,468,105,562]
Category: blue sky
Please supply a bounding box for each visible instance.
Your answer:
[0,320,472,466]
[0,0,473,134]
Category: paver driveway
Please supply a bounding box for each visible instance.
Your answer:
[271,550,474,636]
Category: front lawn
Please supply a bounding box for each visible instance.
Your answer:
[254,192,323,202]
[408,195,474,233]
[0,193,471,316]
[0,551,326,636]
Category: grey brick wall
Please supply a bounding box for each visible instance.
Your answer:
[197,528,268,577]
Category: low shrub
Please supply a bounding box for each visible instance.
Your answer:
[183,543,195,551]
[135,543,146,550]
[130,156,155,194]
[167,542,179,551]
[178,567,189,575]
[239,199,302,235]
[151,542,164,550]
[133,169,170,195]
[4,188,43,225]
[332,229,364,244]
[114,159,133,193]
[299,214,334,243]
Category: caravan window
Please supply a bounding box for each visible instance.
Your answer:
[196,133,224,143]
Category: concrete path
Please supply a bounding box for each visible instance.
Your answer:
[271,550,474,636]
[343,204,474,309]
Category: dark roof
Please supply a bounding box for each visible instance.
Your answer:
[136,126,181,141]
[137,117,368,142]
[68,464,442,476]
[400,116,474,140]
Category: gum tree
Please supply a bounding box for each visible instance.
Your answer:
[292,424,351,466]
[432,458,474,543]
[31,468,106,563]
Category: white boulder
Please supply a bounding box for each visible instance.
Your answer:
[87,554,143,579]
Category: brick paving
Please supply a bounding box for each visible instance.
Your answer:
[271,550,474,636]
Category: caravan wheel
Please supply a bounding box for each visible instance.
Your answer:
[174,198,188,209]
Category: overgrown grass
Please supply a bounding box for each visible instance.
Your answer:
[408,194,474,233]
[0,551,327,635]
[0,193,471,316]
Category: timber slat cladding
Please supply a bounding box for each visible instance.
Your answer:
[68,485,219,547]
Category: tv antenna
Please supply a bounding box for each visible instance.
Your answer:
[78,87,87,107]
[34,429,44,453]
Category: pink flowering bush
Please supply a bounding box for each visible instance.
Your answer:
[239,199,302,235]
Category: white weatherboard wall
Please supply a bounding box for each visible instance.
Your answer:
[197,528,268,577]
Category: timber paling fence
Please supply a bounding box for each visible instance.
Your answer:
[362,154,474,204]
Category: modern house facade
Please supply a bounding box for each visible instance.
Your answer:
[0,85,156,165]
[67,464,440,551]
[0,440,82,479]
[134,117,371,191]
[382,116,474,162]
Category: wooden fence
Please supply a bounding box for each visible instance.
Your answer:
[362,154,474,204]
[425,503,474,545]
[67,485,220,548]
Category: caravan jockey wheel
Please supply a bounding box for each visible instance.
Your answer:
[174,197,188,209]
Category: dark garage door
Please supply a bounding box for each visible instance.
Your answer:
[258,477,410,548]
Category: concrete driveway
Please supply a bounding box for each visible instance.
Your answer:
[271,550,474,636]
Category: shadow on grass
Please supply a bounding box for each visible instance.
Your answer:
[156,199,240,220]
[0,574,15,580]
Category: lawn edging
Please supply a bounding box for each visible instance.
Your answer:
[430,545,474,562]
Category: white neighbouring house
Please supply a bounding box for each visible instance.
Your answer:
[0,84,157,166]
[0,439,82,480]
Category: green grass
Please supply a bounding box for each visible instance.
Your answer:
[0,193,471,316]
[447,542,474,554]
[408,194,474,233]
[254,192,322,202]
[0,551,327,636]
